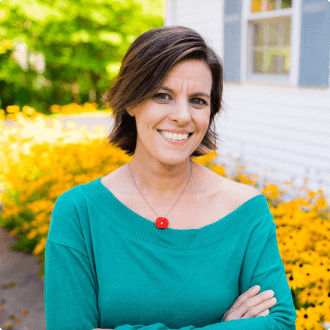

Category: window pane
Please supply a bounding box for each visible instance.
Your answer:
[253,22,267,46]
[253,51,265,73]
[250,17,291,76]
[266,0,277,11]
[269,20,279,46]
[282,0,292,9]
[251,0,262,13]
[265,50,280,74]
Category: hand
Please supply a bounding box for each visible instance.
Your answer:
[222,285,277,322]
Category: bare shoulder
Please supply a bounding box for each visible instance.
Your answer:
[199,162,261,197]
[229,179,262,199]
[201,164,261,210]
[223,177,262,210]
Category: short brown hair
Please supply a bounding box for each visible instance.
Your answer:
[101,25,225,157]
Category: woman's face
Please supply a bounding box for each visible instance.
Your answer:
[128,59,213,166]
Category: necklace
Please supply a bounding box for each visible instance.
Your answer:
[128,160,193,229]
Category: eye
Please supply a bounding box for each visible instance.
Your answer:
[191,98,207,106]
[153,93,171,101]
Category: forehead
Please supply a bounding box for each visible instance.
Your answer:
[164,59,212,88]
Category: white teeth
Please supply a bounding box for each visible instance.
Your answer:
[159,130,189,141]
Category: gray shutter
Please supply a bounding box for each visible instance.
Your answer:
[299,0,330,87]
[223,0,242,82]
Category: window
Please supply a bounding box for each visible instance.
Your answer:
[251,17,291,75]
[247,0,293,82]
[251,0,292,13]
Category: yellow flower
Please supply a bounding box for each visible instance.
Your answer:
[83,102,97,111]
[210,164,226,176]
[6,105,20,113]
[37,224,49,234]
[22,222,30,232]
[27,229,37,239]
[6,113,17,121]
[33,238,47,255]
[50,104,61,113]
[296,307,320,330]
[22,106,36,116]
[9,228,19,237]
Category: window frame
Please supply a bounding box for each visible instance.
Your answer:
[245,0,294,84]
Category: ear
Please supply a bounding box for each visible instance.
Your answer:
[127,107,134,117]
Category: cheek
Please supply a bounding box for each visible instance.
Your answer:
[200,115,211,131]
[200,117,210,135]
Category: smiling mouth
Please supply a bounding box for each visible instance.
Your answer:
[157,130,193,141]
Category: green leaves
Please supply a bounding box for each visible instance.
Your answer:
[106,62,121,79]
[12,0,64,23]
[71,30,92,44]
[90,10,110,25]
[98,32,123,46]
[0,0,164,113]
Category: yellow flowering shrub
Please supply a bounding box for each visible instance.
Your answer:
[0,106,330,330]
[49,102,112,115]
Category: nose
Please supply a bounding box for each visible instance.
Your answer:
[168,97,191,124]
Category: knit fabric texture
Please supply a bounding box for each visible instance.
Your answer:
[44,177,297,330]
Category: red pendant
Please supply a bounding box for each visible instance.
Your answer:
[155,217,169,229]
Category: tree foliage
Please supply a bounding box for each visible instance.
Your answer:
[0,0,164,112]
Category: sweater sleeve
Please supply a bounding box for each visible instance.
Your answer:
[44,241,100,330]
[44,190,100,329]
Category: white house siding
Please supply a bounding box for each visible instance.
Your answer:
[171,0,224,60]
[215,83,330,202]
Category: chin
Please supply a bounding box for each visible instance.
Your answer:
[158,157,190,166]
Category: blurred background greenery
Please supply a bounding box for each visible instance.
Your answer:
[0,0,164,114]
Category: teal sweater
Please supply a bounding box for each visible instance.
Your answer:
[45,177,297,330]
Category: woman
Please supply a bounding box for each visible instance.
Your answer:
[44,26,297,330]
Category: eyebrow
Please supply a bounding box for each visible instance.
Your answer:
[159,86,211,99]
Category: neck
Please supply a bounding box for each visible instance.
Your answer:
[128,158,194,200]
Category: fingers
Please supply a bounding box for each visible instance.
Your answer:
[256,309,270,317]
[223,286,277,322]
[223,286,261,322]
[233,285,261,310]
[240,293,277,319]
